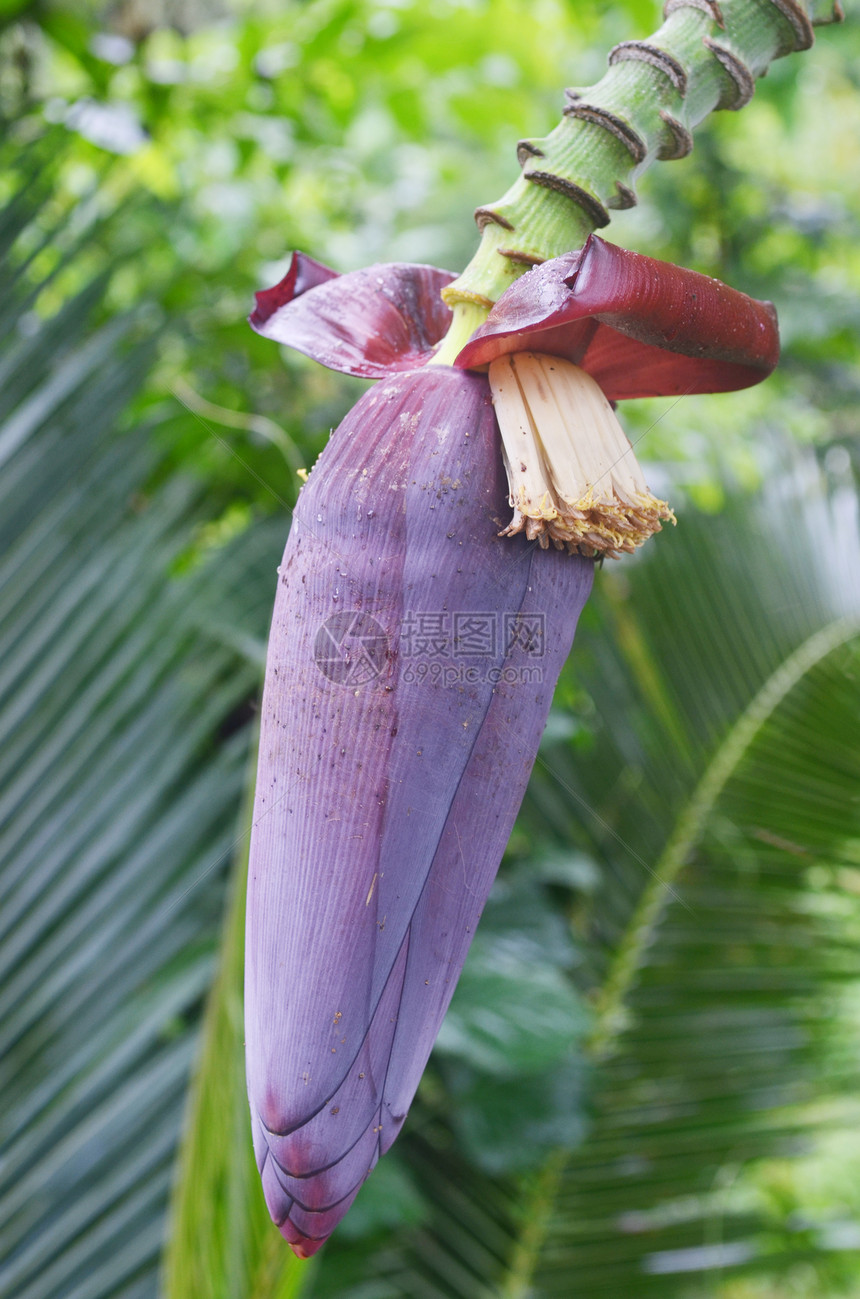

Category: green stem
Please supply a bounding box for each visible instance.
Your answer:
[499,1152,567,1299]
[440,0,843,319]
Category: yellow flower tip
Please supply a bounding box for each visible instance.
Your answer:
[489,352,675,560]
[296,467,309,482]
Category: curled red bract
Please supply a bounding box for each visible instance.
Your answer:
[249,255,455,377]
[454,235,780,398]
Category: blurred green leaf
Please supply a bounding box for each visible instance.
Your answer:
[0,131,283,1299]
[162,831,310,1299]
[442,1056,590,1176]
[435,893,588,1077]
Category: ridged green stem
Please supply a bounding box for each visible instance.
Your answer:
[438,0,843,335]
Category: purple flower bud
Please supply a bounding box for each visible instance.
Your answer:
[246,365,592,1254]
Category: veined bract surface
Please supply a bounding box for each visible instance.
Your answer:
[245,365,593,1255]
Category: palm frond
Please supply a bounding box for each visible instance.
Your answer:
[520,462,860,1295]
[0,145,282,1299]
[162,829,311,1299]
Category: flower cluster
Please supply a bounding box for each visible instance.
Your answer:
[245,239,778,1255]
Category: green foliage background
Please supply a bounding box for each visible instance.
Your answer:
[1,2,859,1297]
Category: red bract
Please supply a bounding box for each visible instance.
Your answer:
[457,235,779,396]
[250,258,455,376]
[251,236,779,393]
[246,241,779,1256]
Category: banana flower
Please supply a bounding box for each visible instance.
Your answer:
[245,237,778,1255]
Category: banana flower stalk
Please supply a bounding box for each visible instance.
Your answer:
[245,236,778,1256]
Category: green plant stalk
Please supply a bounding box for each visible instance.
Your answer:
[432,0,843,364]
[162,763,312,1299]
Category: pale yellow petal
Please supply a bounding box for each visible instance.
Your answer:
[489,352,675,558]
